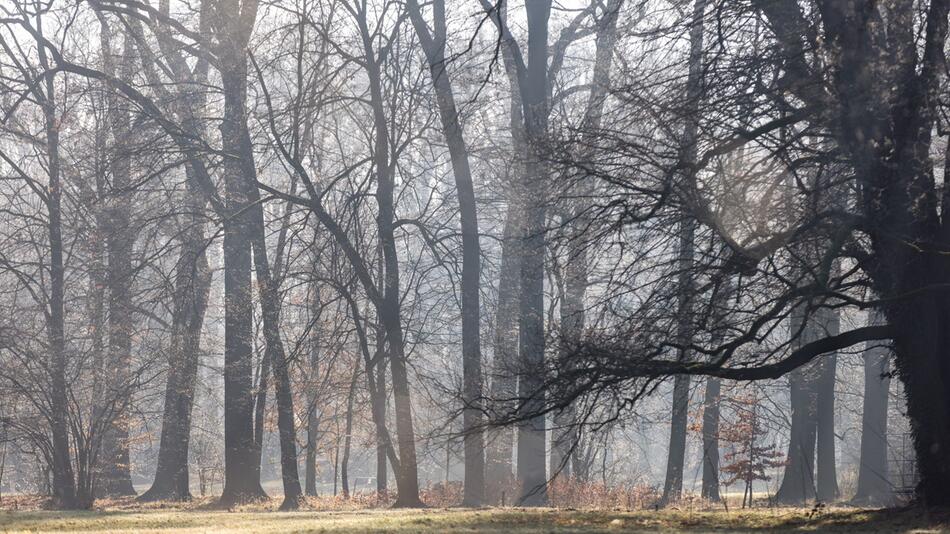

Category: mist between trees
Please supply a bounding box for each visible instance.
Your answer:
[0,0,940,513]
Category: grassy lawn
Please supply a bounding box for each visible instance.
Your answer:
[0,505,948,533]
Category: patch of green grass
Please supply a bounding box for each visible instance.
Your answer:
[0,506,947,533]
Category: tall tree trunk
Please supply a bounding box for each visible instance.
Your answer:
[217,31,268,506]
[405,0,484,506]
[245,179,303,509]
[853,310,892,505]
[485,202,520,503]
[551,0,624,483]
[516,0,552,507]
[661,0,705,504]
[39,42,78,510]
[98,25,137,499]
[815,307,840,502]
[484,28,526,498]
[341,360,359,499]
[140,165,211,502]
[776,364,819,504]
[305,280,321,497]
[357,11,422,506]
[662,215,696,505]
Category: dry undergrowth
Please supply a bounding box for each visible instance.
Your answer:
[0,491,948,533]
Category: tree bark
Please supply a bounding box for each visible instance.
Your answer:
[357,13,422,505]
[660,0,705,504]
[815,311,840,502]
[700,376,721,501]
[852,310,892,505]
[245,170,303,510]
[39,41,78,510]
[515,0,552,507]
[340,360,359,499]
[484,55,525,504]
[217,14,268,503]
[305,281,321,497]
[776,366,819,504]
[140,165,211,501]
[405,0,484,505]
[98,22,137,500]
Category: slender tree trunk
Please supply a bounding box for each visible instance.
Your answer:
[853,310,892,505]
[34,28,79,509]
[245,175,303,509]
[341,361,359,499]
[405,0,484,505]
[661,215,695,505]
[305,281,321,497]
[701,376,721,501]
[815,307,840,502]
[356,13,422,506]
[140,165,211,501]
[661,0,705,505]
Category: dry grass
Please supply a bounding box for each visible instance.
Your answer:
[0,498,948,533]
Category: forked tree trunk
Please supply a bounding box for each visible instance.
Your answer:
[551,0,624,483]
[140,166,211,502]
[357,16,422,505]
[484,78,524,505]
[245,172,303,510]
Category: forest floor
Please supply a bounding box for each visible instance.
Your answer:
[0,498,948,533]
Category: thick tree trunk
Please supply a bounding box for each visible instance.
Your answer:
[484,120,523,506]
[367,343,389,496]
[98,28,136,499]
[515,0,552,507]
[218,55,267,507]
[885,292,950,507]
[852,311,892,505]
[776,363,818,504]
